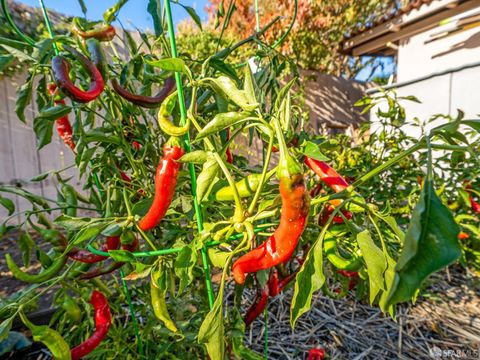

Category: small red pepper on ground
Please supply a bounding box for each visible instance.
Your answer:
[52,45,104,103]
[70,290,112,360]
[138,139,185,231]
[307,347,325,360]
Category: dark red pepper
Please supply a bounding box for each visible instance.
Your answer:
[318,205,353,226]
[138,139,185,231]
[225,129,233,164]
[52,45,104,103]
[68,236,120,264]
[111,77,175,108]
[70,290,112,360]
[244,278,269,327]
[79,238,138,280]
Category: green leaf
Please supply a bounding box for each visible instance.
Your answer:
[35,105,72,120]
[0,317,13,342]
[205,76,258,112]
[70,222,107,249]
[145,58,187,73]
[54,215,96,230]
[109,249,136,262]
[357,230,387,304]
[209,58,240,82]
[378,252,396,317]
[29,171,50,182]
[33,117,54,150]
[196,157,220,202]
[15,75,33,123]
[196,112,253,141]
[0,186,49,209]
[386,180,461,306]
[19,232,34,267]
[77,0,87,15]
[302,141,329,162]
[178,4,202,29]
[290,228,327,328]
[462,119,480,133]
[0,54,14,72]
[147,0,163,36]
[0,196,15,215]
[198,274,226,360]
[0,44,34,62]
[178,150,209,164]
[174,243,197,294]
[243,64,256,104]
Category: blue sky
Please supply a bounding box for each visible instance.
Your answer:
[18,0,209,30]
[18,0,394,81]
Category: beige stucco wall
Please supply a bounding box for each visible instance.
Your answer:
[397,7,480,83]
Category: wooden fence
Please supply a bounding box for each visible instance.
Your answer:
[0,71,366,224]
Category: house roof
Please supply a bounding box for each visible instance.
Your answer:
[342,0,479,56]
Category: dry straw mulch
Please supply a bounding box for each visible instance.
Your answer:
[244,268,480,359]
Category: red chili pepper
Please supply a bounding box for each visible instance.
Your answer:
[79,238,138,280]
[318,205,353,226]
[72,22,116,42]
[307,347,325,360]
[47,83,75,150]
[138,140,185,231]
[52,45,104,103]
[232,173,310,284]
[337,269,358,278]
[70,290,112,360]
[111,77,175,108]
[267,270,280,297]
[458,232,470,240]
[309,182,323,198]
[132,141,142,150]
[225,129,233,164]
[68,236,120,264]
[304,157,349,193]
[470,195,480,213]
[244,279,269,327]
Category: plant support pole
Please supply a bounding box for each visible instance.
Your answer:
[163,0,215,309]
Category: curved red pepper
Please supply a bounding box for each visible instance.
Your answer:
[304,157,349,193]
[111,77,175,108]
[79,238,138,280]
[232,174,309,284]
[48,83,75,150]
[68,236,120,264]
[244,280,269,327]
[72,23,116,42]
[52,45,104,103]
[138,143,185,231]
[70,290,112,360]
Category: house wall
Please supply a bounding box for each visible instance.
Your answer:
[397,6,480,83]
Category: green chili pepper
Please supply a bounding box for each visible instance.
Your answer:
[62,294,82,323]
[150,268,178,333]
[86,38,109,81]
[157,91,190,136]
[215,169,276,201]
[62,184,78,217]
[20,312,72,360]
[323,232,361,271]
[6,253,67,283]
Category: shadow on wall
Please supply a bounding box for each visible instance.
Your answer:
[432,30,480,59]
[300,70,368,134]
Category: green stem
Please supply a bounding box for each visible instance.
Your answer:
[1,0,36,46]
[38,0,59,54]
[351,140,424,189]
[272,0,298,48]
[247,134,274,215]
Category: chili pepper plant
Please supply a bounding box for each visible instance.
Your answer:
[0,0,479,359]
